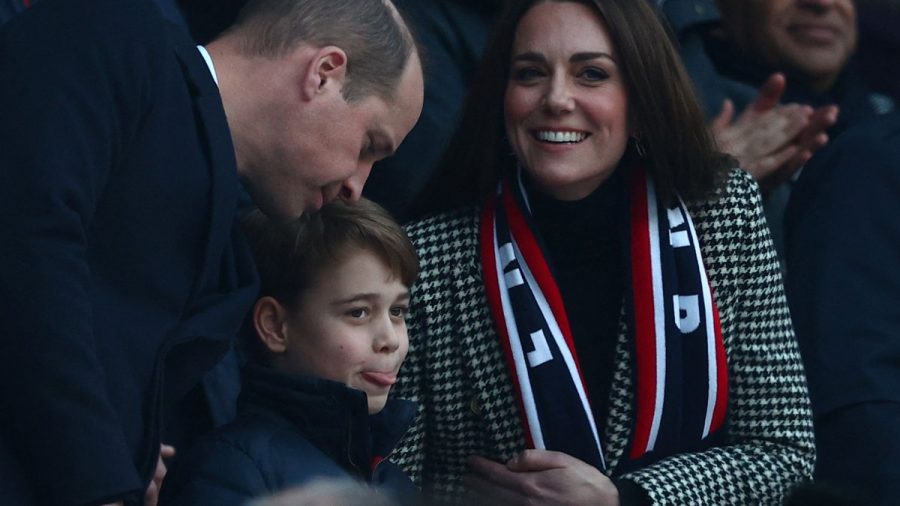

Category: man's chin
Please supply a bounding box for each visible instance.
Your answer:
[256,201,306,222]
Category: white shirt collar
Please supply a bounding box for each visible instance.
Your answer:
[196,45,219,86]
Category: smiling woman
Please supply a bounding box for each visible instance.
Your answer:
[503,2,629,201]
[395,0,815,505]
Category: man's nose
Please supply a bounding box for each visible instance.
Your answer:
[339,162,374,202]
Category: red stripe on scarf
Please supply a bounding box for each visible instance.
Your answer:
[480,195,536,449]
[629,167,658,459]
[710,297,729,431]
[500,180,592,397]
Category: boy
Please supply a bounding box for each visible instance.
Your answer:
[160,198,419,505]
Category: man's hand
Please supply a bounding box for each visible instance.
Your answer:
[463,450,619,506]
[144,444,176,506]
[711,73,838,192]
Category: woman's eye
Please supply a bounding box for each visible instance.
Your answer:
[512,66,544,82]
[390,306,409,318]
[580,67,608,82]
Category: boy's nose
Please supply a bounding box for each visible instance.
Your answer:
[374,316,402,353]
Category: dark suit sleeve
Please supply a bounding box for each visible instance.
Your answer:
[786,112,900,502]
[0,2,161,503]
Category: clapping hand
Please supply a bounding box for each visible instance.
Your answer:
[711,73,838,193]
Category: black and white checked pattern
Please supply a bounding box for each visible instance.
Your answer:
[392,170,814,504]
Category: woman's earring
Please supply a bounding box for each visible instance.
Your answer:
[633,136,647,158]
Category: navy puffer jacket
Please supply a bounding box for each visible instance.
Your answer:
[160,365,418,505]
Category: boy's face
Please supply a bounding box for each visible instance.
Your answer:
[278,249,410,414]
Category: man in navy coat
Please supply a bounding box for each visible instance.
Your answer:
[0,0,423,504]
[786,111,900,504]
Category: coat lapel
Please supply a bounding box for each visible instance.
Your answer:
[456,212,527,461]
[169,28,241,306]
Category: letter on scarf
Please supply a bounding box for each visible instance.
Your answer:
[527,330,553,367]
[668,207,690,248]
[500,243,525,288]
[673,294,701,333]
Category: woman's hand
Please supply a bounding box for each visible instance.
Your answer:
[463,449,619,506]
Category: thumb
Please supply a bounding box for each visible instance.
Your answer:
[160,444,176,459]
[711,99,734,133]
[752,73,786,112]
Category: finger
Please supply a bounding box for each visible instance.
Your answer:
[801,105,840,147]
[160,444,176,459]
[752,72,786,112]
[144,482,159,506]
[154,457,168,482]
[786,149,813,174]
[462,473,526,506]
[506,449,571,472]
[711,99,734,133]
[469,455,536,491]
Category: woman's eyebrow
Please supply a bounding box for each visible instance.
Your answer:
[570,52,615,63]
[511,51,546,63]
[511,51,616,64]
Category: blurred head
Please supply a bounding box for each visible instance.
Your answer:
[249,478,398,506]
[242,198,419,413]
[416,0,726,215]
[718,0,857,93]
[213,0,424,219]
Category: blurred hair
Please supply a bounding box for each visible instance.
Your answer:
[247,477,398,506]
[411,0,731,218]
[223,0,417,102]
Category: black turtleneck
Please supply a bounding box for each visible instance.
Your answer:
[523,170,626,432]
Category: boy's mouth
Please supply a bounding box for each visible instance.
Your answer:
[360,371,398,388]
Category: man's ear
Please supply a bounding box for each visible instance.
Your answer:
[253,296,291,354]
[298,45,348,101]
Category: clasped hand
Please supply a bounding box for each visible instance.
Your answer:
[463,449,620,505]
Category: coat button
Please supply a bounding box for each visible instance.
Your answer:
[470,397,482,416]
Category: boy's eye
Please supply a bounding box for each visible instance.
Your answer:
[347,308,369,319]
[390,305,409,318]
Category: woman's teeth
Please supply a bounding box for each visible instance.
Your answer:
[535,130,588,143]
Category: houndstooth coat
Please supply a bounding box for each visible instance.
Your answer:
[392,170,815,505]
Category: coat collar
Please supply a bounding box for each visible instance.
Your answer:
[240,365,417,480]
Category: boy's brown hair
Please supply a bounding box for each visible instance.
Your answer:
[242,197,419,310]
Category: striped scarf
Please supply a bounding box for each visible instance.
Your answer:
[480,164,728,472]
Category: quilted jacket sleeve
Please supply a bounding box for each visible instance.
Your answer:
[621,171,815,505]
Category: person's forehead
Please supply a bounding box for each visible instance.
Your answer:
[511,3,615,64]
